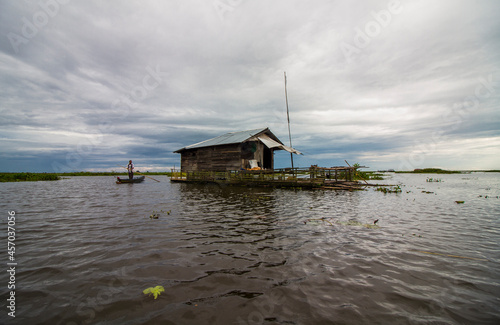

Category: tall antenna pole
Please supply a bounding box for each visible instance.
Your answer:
[284,71,294,169]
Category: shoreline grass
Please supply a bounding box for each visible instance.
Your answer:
[1,168,497,183]
[0,171,173,182]
[57,171,173,176]
[396,168,462,174]
[0,173,61,182]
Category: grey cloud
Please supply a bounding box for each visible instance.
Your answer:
[1,0,499,171]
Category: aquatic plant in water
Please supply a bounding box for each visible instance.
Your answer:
[336,220,380,229]
[143,286,165,299]
[304,218,380,229]
[149,210,171,219]
[376,185,402,193]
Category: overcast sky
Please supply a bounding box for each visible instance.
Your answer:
[1,0,499,172]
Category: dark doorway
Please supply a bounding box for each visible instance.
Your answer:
[263,147,273,169]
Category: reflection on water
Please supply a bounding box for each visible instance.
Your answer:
[0,173,499,324]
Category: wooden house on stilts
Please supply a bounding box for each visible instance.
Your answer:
[172,128,366,189]
[174,128,301,172]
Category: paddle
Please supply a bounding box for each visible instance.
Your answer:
[117,165,160,182]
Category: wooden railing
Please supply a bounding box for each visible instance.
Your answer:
[170,166,357,186]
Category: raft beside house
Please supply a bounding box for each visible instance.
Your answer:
[170,166,363,189]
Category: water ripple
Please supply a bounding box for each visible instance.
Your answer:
[0,174,499,324]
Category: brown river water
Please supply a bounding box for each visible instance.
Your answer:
[0,173,499,324]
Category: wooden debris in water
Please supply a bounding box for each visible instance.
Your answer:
[304,218,380,229]
[410,250,489,262]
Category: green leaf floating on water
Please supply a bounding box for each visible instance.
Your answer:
[143,286,165,299]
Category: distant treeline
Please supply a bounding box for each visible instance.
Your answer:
[0,173,61,182]
[2,169,497,183]
[397,168,500,174]
[57,171,127,176]
[396,168,462,174]
[0,171,173,182]
[58,171,173,176]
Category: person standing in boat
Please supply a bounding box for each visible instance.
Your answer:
[127,160,134,179]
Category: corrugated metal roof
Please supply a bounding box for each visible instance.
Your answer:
[175,128,269,152]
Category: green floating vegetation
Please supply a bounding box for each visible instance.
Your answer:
[149,210,171,219]
[0,172,60,182]
[368,174,385,180]
[305,218,380,229]
[397,168,462,174]
[336,220,380,229]
[402,233,423,238]
[376,185,402,193]
[426,177,442,182]
[354,171,385,181]
[143,286,165,299]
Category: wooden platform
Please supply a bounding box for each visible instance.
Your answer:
[170,166,369,190]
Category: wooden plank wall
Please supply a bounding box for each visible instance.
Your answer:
[179,140,277,172]
[181,143,245,172]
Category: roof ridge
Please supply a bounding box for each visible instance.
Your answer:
[174,127,270,152]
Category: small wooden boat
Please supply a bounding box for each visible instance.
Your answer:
[116,176,145,184]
